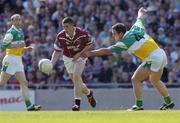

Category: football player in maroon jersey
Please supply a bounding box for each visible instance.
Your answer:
[51,17,96,111]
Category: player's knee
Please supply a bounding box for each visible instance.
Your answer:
[73,74,81,81]
[0,81,4,86]
[150,79,159,85]
[131,76,140,84]
[0,78,5,86]
[20,80,28,87]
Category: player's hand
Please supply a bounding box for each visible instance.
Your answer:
[72,52,81,61]
[137,7,147,19]
[24,46,34,52]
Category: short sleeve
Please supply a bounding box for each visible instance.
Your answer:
[133,18,146,29]
[1,33,13,49]
[84,31,92,46]
[54,37,62,52]
[3,33,13,43]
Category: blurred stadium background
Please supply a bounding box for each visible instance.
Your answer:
[0,0,179,110]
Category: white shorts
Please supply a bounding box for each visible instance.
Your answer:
[141,48,167,72]
[1,55,24,75]
[62,55,87,75]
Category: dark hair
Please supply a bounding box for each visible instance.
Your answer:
[62,17,74,25]
[112,23,126,34]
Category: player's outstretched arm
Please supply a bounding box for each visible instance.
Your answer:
[10,41,25,48]
[0,41,25,49]
[85,48,112,57]
[72,43,93,61]
[1,33,25,49]
[51,50,61,65]
[23,46,33,52]
[137,7,147,19]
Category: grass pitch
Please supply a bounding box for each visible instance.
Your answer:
[0,110,180,123]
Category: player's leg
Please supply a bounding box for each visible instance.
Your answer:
[0,71,11,86]
[73,60,96,109]
[0,56,13,86]
[150,69,168,96]
[63,57,82,111]
[14,71,41,111]
[149,48,174,110]
[73,61,90,95]
[150,69,174,110]
[128,64,150,110]
[69,73,82,111]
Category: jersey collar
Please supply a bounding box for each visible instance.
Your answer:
[123,31,129,38]
[65,27,76,40]
[12,25,21,32]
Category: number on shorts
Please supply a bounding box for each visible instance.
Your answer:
[2,62,9,72]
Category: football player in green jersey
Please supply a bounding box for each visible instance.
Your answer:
[84,7,174,110]
[0,14,41,111]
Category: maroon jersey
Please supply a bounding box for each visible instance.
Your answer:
[54,27,92,57]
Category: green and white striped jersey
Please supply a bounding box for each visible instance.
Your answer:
[3,25,24,56]
[108,18,159,60]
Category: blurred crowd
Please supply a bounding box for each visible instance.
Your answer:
[0,0,179,87]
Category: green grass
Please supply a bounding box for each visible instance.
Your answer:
[0,110,180,123]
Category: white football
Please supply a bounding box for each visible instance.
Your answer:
[38,58,53,74]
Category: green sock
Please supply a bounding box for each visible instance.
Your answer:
[25,100,32,108]
[163,96,172,104]
[136,100,143,107]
